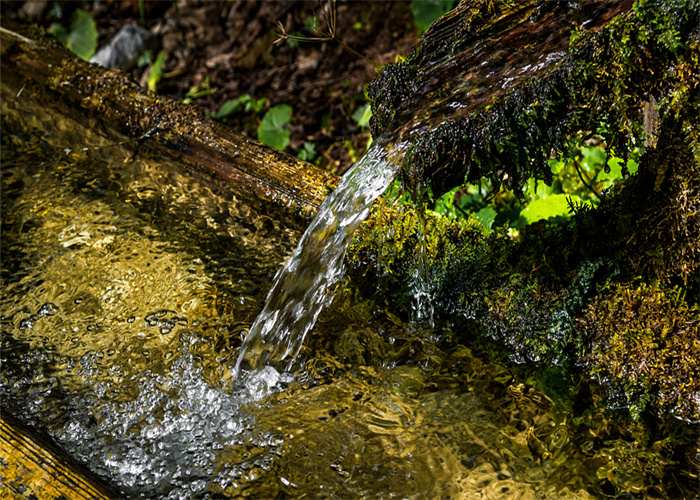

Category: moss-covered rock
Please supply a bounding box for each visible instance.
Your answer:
[346,112,699,420]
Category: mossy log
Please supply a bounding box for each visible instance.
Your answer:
[369,0,699,199]
[0,411,123,499]
[0,24,338,220]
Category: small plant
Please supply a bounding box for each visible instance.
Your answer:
[136,49,154,68]
[351,103,372,129]
[183,76,216,104]
[210,94,269,120]
[48,9,98,61]
[275,0,377,66]
[147,50,167,92]
[297,142,318,162]
[431,142,640,233]
[258,104,293,151]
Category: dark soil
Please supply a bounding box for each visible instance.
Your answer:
[6,0,421,175]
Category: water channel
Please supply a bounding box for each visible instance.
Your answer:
[1,61,697,500]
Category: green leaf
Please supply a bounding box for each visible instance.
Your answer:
[525,177,555,199]
[136,49,153,68]
[258,104,293,150]
[352,103,372,128]
[580,146,607,172]
[48,23,69,44]
[210,95,268,120]
[66,9,98,60]
[147,50,166,93]
[211,99,241,119]
[522,194,588,224]
[297,142,317,161]
[474,206,497,230]
[599,156,624,181]
[48,9,98,61]
[246,97,268,114]
[548,157,566,175]
[410,0,454,32]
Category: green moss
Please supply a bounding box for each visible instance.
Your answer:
[348,202,486,270]
[578,282,700,421]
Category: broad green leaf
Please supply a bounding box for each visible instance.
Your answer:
[48,9,98,61]
[262,104,292,129]
[68,10,98,60]
[598,156,624,181]
[525,177,555,199]
[474,206,497,230]
[259,128,291,151]
[522,194,587,224]
[580,146,607,172]
[258,104,293,150]
[548,157,566,175]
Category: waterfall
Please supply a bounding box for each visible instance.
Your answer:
[234,139,407,374]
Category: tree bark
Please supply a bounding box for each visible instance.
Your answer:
[0,24,338,219]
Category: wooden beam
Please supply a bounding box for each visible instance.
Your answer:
[0,411,123,499]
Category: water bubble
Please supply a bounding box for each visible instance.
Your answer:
[19,317,35,330]
[37,302,59,317]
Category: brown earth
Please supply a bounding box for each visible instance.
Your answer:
[6,0,422,175]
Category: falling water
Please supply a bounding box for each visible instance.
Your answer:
[234,139,407,374]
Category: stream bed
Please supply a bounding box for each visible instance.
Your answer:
[1,91,697,499]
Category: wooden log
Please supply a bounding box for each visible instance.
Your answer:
[0,411,124,499]
[0,23,338,220]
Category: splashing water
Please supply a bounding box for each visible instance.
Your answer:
[234,140,406,374]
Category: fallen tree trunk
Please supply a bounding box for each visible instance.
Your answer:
[0,23,338,219]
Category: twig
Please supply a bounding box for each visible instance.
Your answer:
[274,0,378,66]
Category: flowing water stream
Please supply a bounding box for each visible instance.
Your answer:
[233,140,406,375]
[2,70,697,498]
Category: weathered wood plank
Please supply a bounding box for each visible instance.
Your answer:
[0,412,123,499]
